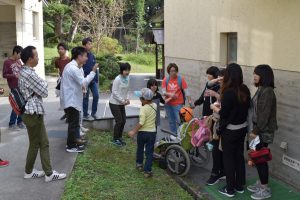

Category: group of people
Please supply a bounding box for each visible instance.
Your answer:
[193,63,277,200]
[1,39,277,199]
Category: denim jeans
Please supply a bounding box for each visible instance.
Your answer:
[83,81,99,117]
[136,131,156,172]
[164,104,183,134]
[9,109,22,126]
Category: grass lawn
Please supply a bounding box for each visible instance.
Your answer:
[119,53,162,74]
[43,47,159,74]
[62,131,193,200]
[44,47,58,60]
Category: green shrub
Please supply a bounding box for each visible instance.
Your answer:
[97,54,121,80]
[98,37,123,56]
[45,58,58,74]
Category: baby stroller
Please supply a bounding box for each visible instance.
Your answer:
[155,107,211,176]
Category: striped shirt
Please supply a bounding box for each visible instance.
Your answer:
[19,66,48,115]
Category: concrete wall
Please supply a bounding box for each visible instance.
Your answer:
[165,0,300,72]
[165,0,300,189]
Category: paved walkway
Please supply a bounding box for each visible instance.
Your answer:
[0,77,76,200]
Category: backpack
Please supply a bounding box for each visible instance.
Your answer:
[166,75,186,104]
[191,118,210,147]
[9,88,33,115]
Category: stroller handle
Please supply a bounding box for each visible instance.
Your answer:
[160,128,178,137]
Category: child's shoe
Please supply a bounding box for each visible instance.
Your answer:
[136,164,143,172]
[144,171,153,178]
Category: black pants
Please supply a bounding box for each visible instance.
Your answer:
[255,142,269,185]
[109,103,126,140]
[211,139,224,176]
[221,128,247,193]
[65,107,80,148]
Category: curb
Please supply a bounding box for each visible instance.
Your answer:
[169,173,204,200]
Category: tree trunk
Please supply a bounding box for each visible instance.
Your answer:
[67,20,79,43]
[54,15,63,42]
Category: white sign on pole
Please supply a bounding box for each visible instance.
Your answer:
[282,154,300,172]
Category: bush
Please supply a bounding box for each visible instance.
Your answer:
[97,54,121,80]
[98,37,123,56]
[45,58,58,74]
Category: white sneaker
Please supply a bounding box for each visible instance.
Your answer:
[45,170,67,182]
[81,126,89,133]
[80,131,85,137]
[24,169,45,179]
[83,115,94,121]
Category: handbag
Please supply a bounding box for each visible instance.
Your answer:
[248,147,272,164]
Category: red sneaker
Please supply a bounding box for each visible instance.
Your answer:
[0,159,9,167]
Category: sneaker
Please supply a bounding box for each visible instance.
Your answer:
[81,126,89,133]
[235,186,245,194]
[111,139,123,147]
[17,122,26,129]
[8,124,19,130]
[45,170,67,182]
[144,171,153,178]
[0,159,9,167]
[66,146,85,153]
[83,115,94,121]
[136,164,143,172]
[206,173,225,186]
[91,114,101,120]
[24,169,45,179]
[247,181,262,193]
[251,187,271,200]
[218,186,235,198]
[80,131,86,137]
[119,138,126,146]
[206,175,220,186]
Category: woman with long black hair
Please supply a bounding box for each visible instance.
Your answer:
[211,63,251,197]
[247,64,277,200]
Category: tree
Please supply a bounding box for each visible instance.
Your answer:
[78,0,125,53]
[134,0,146,53]
[43,0,71,42]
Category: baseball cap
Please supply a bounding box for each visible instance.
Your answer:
[134,88,153,100]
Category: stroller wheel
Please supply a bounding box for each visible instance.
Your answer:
[166,145,190,176]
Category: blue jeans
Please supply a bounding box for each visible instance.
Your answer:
[136,131,156,172]
[83,81,99,117]
[9,109,22,126]
[165,104,183,134]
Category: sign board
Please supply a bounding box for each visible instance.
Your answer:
[282,154,300,172]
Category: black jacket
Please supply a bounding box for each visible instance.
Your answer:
[219,86,251,134]
[194,82,220,116]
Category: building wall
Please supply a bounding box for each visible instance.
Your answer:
[0,5,17,94]
[0,0,45,89]
[165,0,300,189]
[165,0,300,72]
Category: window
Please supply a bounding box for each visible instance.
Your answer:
[220,32,238,65]
[227,33,237,63]
[32,12,39,40]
